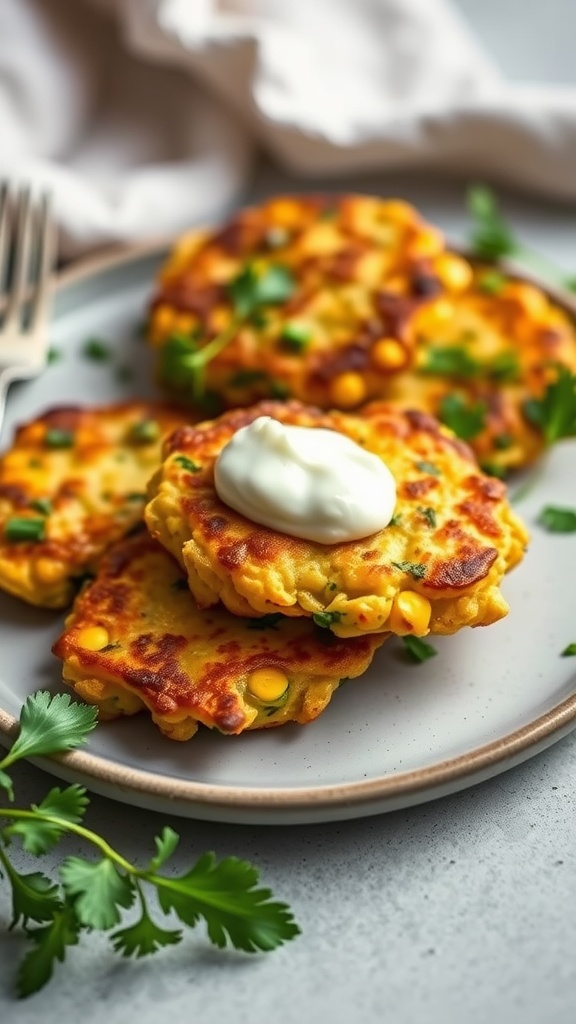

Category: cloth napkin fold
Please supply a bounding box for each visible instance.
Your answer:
[1,0,576,257]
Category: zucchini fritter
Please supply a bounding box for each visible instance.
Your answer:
[148,194,445,410]
[52,532,385,740]
[380,265,576,474]
[0,403,190,608]
[145,400,528,639]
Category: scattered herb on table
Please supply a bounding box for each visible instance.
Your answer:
[159,264,296,403]
[83,339,111,362]
[467,185,576,292]
[0,692,299,998]
[402,636,437,663]
[47,348,62,365]
[537,505,576,533]
[561,643,576,657]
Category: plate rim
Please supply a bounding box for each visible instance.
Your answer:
[1,229,576,820]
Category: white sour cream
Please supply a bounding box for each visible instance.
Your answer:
[213,416,396,544]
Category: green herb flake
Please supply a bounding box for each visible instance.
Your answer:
[29,498,52,516]
[45,429,74,449]
[280,322,312,352]
[415,460,440,477]
[312,611,344,629]
[83,338,111,362]
[478,270,507,294]
[269,381,292,400]
[5,518,46,543]
[245,613,285,631]
[47,347,61,364]
[391,561,427,580]
[487,350,520,381]
[418,507,437,528]
[537,505,576,533]
[480,461,507,480]
[494,433,513,451]
[522,366,576,445]
[467,185,516,262]
[128,419,160,445]
[421,345,479,379]
[389,513,403,527]
[174,455,200,473]
[402,635,437,663]
[439,394,487,441]
[561,643,576,657]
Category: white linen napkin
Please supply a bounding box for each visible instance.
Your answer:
[2,0,576,257]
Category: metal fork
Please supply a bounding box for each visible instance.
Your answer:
[0,182,56,433]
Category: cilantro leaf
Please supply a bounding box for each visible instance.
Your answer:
[402,636,437,663]
[3,786,89,856]
[418,507,437,528]
[391,561,427,580]
[537,506,576,533]
[415,460,440,476]
[1,863,61,926]
[253,265,295,306]
[312,611,343,629]
[467,185,517,261]
[421,345,479,379]
[148,827,180,873]
[17,907,79,998]
[60,857,135,929]
[561,643,576,657]
[155,852,300,953]
[523,367,576,445]
[0,692,98,770]
[439,394,486,441]
[111,906,181,958]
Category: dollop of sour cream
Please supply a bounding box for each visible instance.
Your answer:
[213,416,397,544]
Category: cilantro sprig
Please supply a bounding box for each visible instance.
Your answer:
[0,692,299,998]
[159,264,295,404]
[467,185,576,292]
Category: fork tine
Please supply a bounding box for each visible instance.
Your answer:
[29,192,55,333]
[3,185,33,330]
[0,181,10,296]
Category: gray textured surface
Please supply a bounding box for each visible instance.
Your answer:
[3,0,576,1019]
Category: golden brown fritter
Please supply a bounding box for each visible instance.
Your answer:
[0,403,190,608]
[52,531,385,741]
[145,400,528,639]
[147,194,446,411]
[380,264,576,475]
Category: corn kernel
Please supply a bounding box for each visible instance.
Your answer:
[408,227,444,259]
[380,200,417,226]
[172,313,197,337]
[151,304,175,342]
[329,372,367,408]
[34,557,66,585]
[371,338,408,372]
[503,282,549,319]
[434,253,473,293]
[76,626,110,652]
[387,591,432,636]
[247,668,288,703]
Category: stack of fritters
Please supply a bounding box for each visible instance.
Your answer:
[147,194,576,477]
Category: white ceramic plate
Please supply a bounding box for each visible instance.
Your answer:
[1,244,576,825]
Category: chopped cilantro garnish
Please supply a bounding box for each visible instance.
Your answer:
[269,381,292,399]
[478,270,507,294]
[45,428,74,449]
[174,455,200,473]
[439,394,486,441]
[421,345,479,379]
[389,514,403,527]
[312,611,344,629]
[83,338,111,362]
[537,505,576,533]
[402,635,437,663]
[415,460,440,476]
[5,517,46,542]
[280,322,312,351]
[129,420,160,445]
[480,461,507,480]
[29,498,52,516]
[245,613,285,630]
[562,643,576,657]
[391,561,427,580]
[487,350,519,381]
[418,507,437,528]
[47,347,61,364]
[523,366,576,445]
[494,433,513,451]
